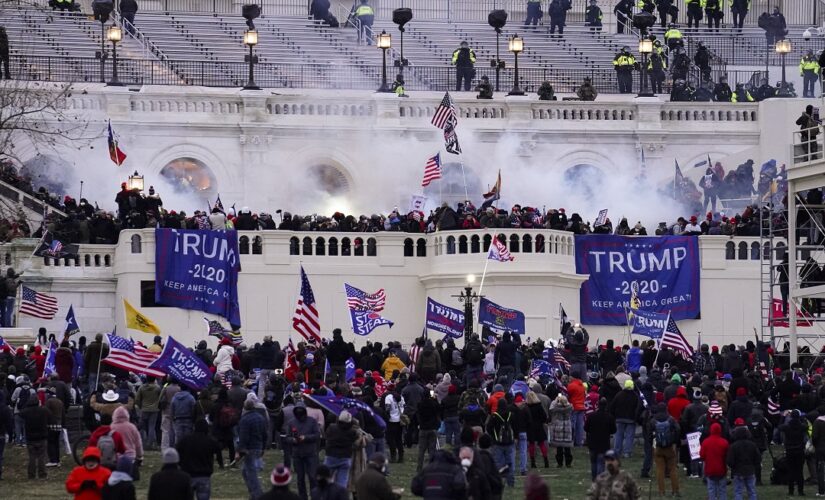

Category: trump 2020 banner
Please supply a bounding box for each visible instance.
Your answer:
[155,229,242,327]
[478,297,526,335]
[630,309,669,338]
[574,235,700,325]
[425,297,465,339]
[148,336,212,391]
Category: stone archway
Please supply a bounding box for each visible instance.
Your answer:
[563,163,604,199]
[159,157,217,198]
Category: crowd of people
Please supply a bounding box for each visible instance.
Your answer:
[3,323,825,499]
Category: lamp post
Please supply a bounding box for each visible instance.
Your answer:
[508,34,525,96]
[376,30,393,93]
[127,170,144,192]
[453,274,482,346]
[392,8,412,76]
[243,29,260,90]
[106,25,123,86]
[637,37,654,97]
[776,39,792,97]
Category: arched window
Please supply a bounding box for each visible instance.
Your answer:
[446,236,456,255]
[483,234,492,252]
[509,234,520,253]
[354,237,364,256]
[471,235,480,254]
[252,236,262,255]
[738,241,748,260]
[84,254,91,266]
[104,255,111,267]
[289,237,299,255]
[3,253,10,265]
[458,235,468,254]
[725,241,735,260]
[751,242,760,260]
[522,234,533,253]
[404,238,414,257]
[302,237,313,256]
[416,238,426,257]
[94,255,101,267]
[328,237,338,256]
[239,235,250,254]
[160,157,217,199]
[130,234,142,254]
[367,238,377,257]
[535,234,545,253]
[342,237,352,256]
[315,237,326,256]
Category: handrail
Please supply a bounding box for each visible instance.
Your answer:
[112,10,169,62]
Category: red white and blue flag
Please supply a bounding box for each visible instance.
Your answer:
[293,266,322,344]
[421,153,443,187]
[660,314,694,360]
[487,238,514,262]
[19,286,59,320]
[104,332,165,377]
[345,284,393,336]
[108,120,127,166]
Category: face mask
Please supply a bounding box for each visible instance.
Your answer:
[461,458,472,468]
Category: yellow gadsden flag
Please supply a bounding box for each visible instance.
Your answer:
[124,299,161,335]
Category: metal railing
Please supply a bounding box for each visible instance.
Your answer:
[792,126,825,166]
[683,35,825,66]
[5,54,767,93]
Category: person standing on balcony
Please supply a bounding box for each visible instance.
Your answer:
[655,0,673,28]
[119,0,138,36]
[614,0,633,34]
[694,41,711,82]
[585,0,603,32]
[354,0,374,45]
[796,104,821,161]
[648,47,666,94]
[731,0,749,30]
[451,41,476,92]
[613,46,636,94]
[0,27,10,80]
[685,0,703,29]
[524,0,543,28]
[704,0,722,31]
[547,0,571,36]
[800,50,820,98]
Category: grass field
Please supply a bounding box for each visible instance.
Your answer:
[0,442,808,499]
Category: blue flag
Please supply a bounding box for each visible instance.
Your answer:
[147,336,212,391]
[630,309,669,338]
[64,305,80,340]
[349,310,394,336]
[530,359,553,378]
[345,357,356,382]
[478,297,526,335]
[43,341,57,377]
[154,229,242,327]
[425,297,465,339]
[307,394,386,428]
[509,380,529,397]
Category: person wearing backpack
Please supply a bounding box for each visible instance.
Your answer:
[415,341,441,385]
[486,395,516,487]
[90,414,127,471]
[171,386,196,445]
[11,374,34,445]
[649,402,680,497]
[727,421,761,500]
[781,409,808,496]
[463,334,485,385]
[20,396,49,479]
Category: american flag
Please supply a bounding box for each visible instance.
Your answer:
[544,346,571,371]
[421,153,443,187]
[660,315,694,360]
[19,286,59,320]
[103,333,165,377]
[293,266,322,344]
[767,395,780,416]
[344,283,386,312]
[431,92,457,130]
[0,335,13,351]
[487,238,514,262]
[205,318,243,346]
[530,359,553,378]
[48,240,63,256]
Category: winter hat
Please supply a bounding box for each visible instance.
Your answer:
[670,374,681,383]
[624,379,635,390]
[712,345,719,352]
[736,387,748,397]
[708,401,723,417]
[162,448,180,465]
[493,384,504,393]
[734,418,746,426]
[338,410,352,424]
[270,464,292,486]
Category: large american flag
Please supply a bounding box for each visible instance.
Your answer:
[431,92,457,130]
[344,283,386,312]
[660,315,694,360]
[19,286,59,320]
[293,266,322,344]
[103,333,165,377]
[421,153,443,187]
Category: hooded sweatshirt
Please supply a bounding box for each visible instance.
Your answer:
[667,387,690,420]
[110,406,143,460]
[700,422,729,478]
[65,447,112,500]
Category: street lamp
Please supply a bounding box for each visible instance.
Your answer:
[488,9,508,92]
[376,30,393,93]
[392,8,412,75]
[637,37,654,97]
[106,25,123,86]
[776,39,792,97]
[243,29,260,90]
[127,170,144,191]
[453,273,481,345]
[508,34,525,96]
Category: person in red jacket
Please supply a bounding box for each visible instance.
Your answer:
[88,415,127,469]
[65,446,112,500]
[666,386,689,421]
[30,345,46,380]
[567,376,587,446]
[700,422,729,500]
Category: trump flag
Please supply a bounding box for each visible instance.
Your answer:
[147,336,212,391]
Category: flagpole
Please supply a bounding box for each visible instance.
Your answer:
[473,251,492,336]
[653,311,670,368]
[458,157,469,201]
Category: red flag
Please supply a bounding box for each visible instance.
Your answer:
[108,121,127,166]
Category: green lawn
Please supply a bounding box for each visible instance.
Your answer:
[0,442,807,499]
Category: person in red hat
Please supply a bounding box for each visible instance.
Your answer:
[684,215,702,235]
[727,387,752,427]
[700,422,729,500]
[259,464,300,500]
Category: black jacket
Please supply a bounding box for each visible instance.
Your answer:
[20,401,49,441]
[101,478,137,500]
[411,451,467,499]
[176,429,223,477]
[258,340,277,370]
[418,396,441,431]
[119,0,138,15]
[311,481,350,500]
[781,417,808,455]
[324,421,357,458]
[585,409,616,453]
[727,397,753,426]
[260,486,302,500]
[609,389,640,421]
[726,426,761,476]
[147,465,193,500]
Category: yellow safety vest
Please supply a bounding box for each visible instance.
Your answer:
[613,54,636,67]
[355,5,374,17]
[665,29,682,40]
[731,90,753,102]
[800,57,820,75]
[452,48,477,65]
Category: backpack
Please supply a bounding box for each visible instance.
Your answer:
[493,412,514,445]
[218,405,240,428]
[15,387,31,411]
[451,349,464,367]
[420,352,438,372]
[97,430,117,469]
[466,343,483,365]
[654,419,675,448]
